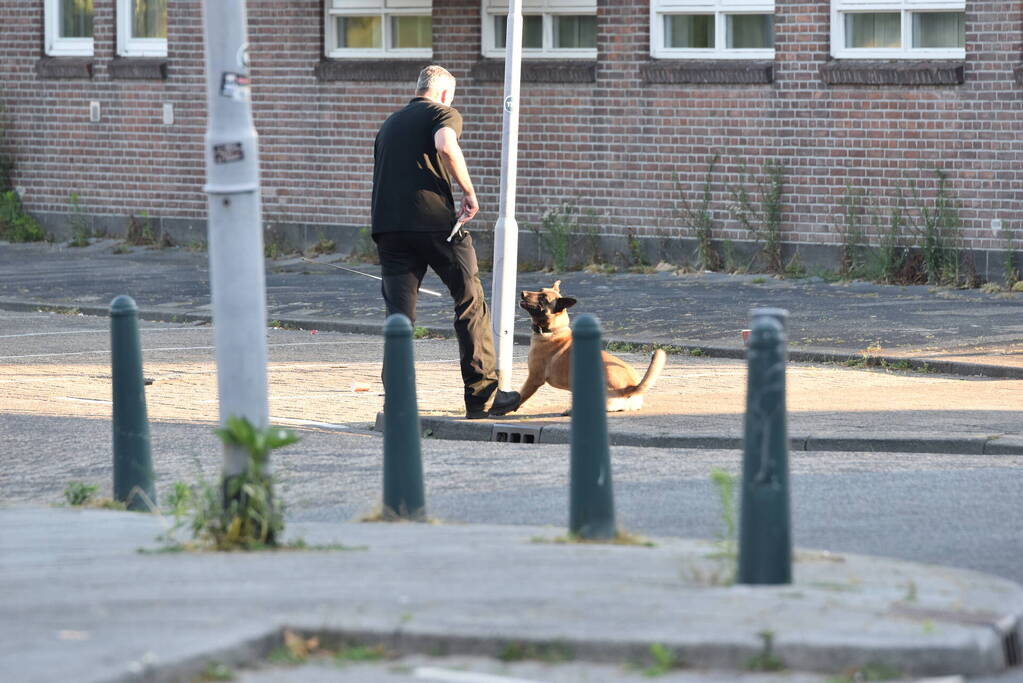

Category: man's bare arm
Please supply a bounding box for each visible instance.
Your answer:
[434,126,478,223]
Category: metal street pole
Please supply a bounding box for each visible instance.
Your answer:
[491,0,524,391]
[201,0,269,478]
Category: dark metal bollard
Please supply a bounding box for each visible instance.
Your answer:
[569,314,616,540]
[738,308,792,584]
[382,313,425,520]
[110,295,156,511]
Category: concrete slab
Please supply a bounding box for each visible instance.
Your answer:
[2,508,1021,683]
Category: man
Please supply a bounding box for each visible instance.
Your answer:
[372,65,520,419]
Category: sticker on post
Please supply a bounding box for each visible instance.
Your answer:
[213,142,244,164]
[220,72,251,102]
[503,96,515,113]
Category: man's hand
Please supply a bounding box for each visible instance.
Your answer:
[459,193,479,223]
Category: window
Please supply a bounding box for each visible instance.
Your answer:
[45,0,94,57]
[326,0,433,58]
[651,0,775,59]
[118,0,167,57]
[831,1,964,59]
[482,0,597,59]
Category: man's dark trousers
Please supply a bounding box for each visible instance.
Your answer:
[375,230,498,413]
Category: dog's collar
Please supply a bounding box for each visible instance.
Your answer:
[532,323,552,337]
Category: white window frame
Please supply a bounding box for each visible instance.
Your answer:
[325,0,433,59]
[481,0,597,60]
[45,0,94,57]
[651,0,775,60]
[831,0,965,59]
[117,0,168,57]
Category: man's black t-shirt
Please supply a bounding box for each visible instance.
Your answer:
[372,97,463,235]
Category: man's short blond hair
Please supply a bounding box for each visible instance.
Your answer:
[416,65,455,95]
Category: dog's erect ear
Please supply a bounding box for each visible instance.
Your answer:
[553,297,577,313]
[552,280,561,291]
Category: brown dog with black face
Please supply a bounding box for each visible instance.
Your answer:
[512,280,666,413]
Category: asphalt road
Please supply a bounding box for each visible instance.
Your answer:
[0,308,1020,589]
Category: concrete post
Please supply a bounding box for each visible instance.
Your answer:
[569,314,616,540]
[109,295,155,511]
[490,0,524,391]
[738,308,792,585]
[382,313,426,520]
[201,0,270,480]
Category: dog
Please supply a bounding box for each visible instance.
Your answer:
[512,281,666,413]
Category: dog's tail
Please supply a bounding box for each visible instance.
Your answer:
[615,348,666,398]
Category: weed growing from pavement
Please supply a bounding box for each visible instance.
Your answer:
[0,190,46,242]
[1001,227,1020,289]
[196,661,236,681]
[64,481,98,505]
[67,192,92,246]
[745,630,785,672]
[840,185,867,278]
[627,229,649,269]
[637,643,684,677]
[675,156,720,271]
[496,641,575,663]
[728,160,785,274]
[307,234,336,256]
[349,227,378,264]
[62,481,128,510]
[266,630,391,668]
[535,203,576,272]
[826,661,903,682]
[151,418,311,552]
[909,170,968,287]
[529,530,655,547]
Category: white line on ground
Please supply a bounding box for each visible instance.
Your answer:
[57,397,112,405]
[413,667,544,683]
[269,417,350,430]
[0,326,201,339]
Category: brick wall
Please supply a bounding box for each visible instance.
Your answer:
[1,0,1021,275]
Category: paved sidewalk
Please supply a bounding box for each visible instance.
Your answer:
[0,241,1021,376]
[3,507,1022,683]
[1,310,1020,454]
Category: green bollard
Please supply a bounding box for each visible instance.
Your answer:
[738,308,792,584]
[382,313,425,520]
[568,314,616,540]
[110,295,156,511]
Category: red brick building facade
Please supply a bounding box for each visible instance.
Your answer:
[1,1,1021,278]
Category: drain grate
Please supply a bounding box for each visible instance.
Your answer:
[492,424,542,444]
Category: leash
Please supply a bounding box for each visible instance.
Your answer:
[299,257,444,297]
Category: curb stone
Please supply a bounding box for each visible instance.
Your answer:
[2,298,1021,379]
[377,413,1023,455]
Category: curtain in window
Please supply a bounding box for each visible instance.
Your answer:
[727,14,773,49]
[495,15,543,49]
[555,15,596,48]
[60,0,93,38]
[665,15,714,49]
[338,16,382,48]
[912,12,964,48]
[132,0,167,39]
[392,16,432,48]
[845,13,900,48]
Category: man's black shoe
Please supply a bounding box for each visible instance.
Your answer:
[464,409,490,420]
[488,390,521,416]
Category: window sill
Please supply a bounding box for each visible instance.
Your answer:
[471,59,596,84]
[640,60,773,85]
[314,59,430,82]
[108,58,168,80]
[820,60,964,86]
[35,57,94,79]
